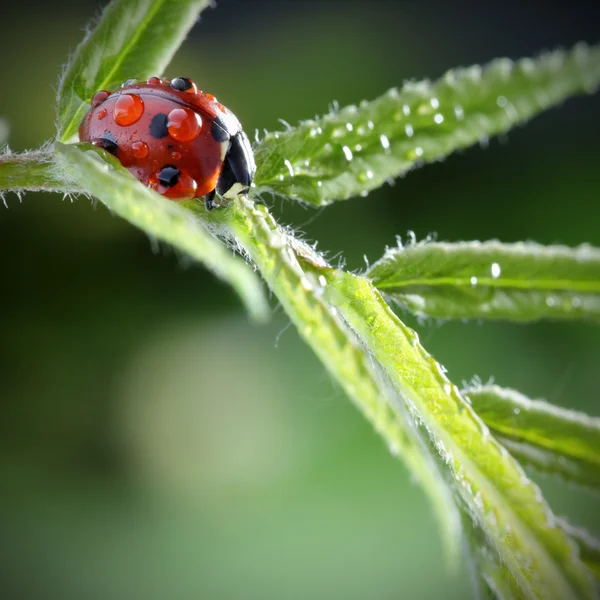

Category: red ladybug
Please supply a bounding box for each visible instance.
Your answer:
[79,77,256,210]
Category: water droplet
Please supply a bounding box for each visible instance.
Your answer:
[402,104,411,116]
[171,150,182,161]
[388,441,400,457]
[346,123,353,132]
[470,276,478,286]
[284,159,295,177]
[453,104,465,120]
[357,170,374,183]
[379,134,390,151]
[405,124,414,137]
[277,174,284,181]
[434,113,444,124]
[303,159,311,167]
[408,146,423,160]
[167,107,202,142]
[131,140,149,159]
[367,120,374,130]
[443,383,452,396]
[513,407,521,415]
[546,296,556,307]
[491,263,501,279]
[318,275,327,287]
[496,95,508,108]
[113,93,144,126]
[97,108,107,120]
[571,296,582,308]
[342,146,353,161]
[147,76,163,86]
[354,144,362,152]
[91,90,110,108]
[316,181,322,187]
[430,97,440,109]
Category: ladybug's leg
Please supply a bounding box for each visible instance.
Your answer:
[204,189,216,211]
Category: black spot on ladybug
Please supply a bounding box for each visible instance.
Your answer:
[149,113,169,139]
[170,77,193,92]
[99,131,118,155]
[158,165,180,187]
[211,120,230,143]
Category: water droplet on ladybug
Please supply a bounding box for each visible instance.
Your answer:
[147,76,163,86]
[171,151,182,161]
[167,107,202,142]
[97,108,107,120]
[131,140,149,159]
[170,77,197,94]
[91,90,110,108]
[113,94,145,126]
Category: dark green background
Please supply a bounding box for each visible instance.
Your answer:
[0,1,599,598]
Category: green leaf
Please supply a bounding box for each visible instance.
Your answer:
[367,240,600,323]
[55,142,269,321]
[320,269,595,599]
[558,518,600,582]
[202,197,463,563]
[465,385,600,491]
[56,0,212,142]
[253,44,600,206]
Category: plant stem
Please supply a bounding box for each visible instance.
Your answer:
[208,196,462,557]
[0,149,73,193]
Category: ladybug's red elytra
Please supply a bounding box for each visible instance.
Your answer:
[79,77,256,210]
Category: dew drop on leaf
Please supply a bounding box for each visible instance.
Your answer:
[491,263,501,278]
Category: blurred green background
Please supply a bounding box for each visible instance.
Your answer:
[1,1,599,598]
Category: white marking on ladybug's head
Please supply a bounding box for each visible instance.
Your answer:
[219,140,229,161]
[222,182,247,199]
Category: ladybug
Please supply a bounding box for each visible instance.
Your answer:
[79,77,256,210]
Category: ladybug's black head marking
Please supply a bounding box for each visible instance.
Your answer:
[211,119,230,143]
[158,165,180,188]
[216,131,256,199]
[149,113,169,139]
[170,77,194,92]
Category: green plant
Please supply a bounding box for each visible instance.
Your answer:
[1,1,599,597]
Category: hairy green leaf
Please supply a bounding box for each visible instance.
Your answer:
[462,509,522,600]
[253,44,600,206]
[465,385,600,490]
[57,0,211,142]
[55,143,268,321]
[321,269,595,599]
[367,240,600,323]
[558,518,600,581]
[0,149,73,194]
[202,198,463,561]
